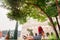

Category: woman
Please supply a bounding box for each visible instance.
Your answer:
[38,26,45,40]
[0,31,5,40]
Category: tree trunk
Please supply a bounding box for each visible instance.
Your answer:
[47,16,59,38]
[55,0,60,18]
[55,16,60,31]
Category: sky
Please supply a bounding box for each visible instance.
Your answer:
[0,2,22,31]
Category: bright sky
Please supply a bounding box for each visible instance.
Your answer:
[0,5,22,31]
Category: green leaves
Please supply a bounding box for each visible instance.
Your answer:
[27,29,33,36]
[4,0,27,24]
[48,21,57,26]
[3,0,60,24]
[23,5,47,22]
[4,0,21,8]
[46,6,58,17]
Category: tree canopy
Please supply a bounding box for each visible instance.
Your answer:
[3,0,60,24]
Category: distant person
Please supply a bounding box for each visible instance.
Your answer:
[46,32,50,39]
[23,35,27,40]
[34,33,38,40]
[0,31,5,40]
[46,32,49,37]
[27,34,34,40]
[50,32,56,40]
[38,26,45,39]
[5,34,9,40]
[34,33,41,40]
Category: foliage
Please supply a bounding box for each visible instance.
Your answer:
[46,6,58,17]
[48,21,57,26]
[2,0,60,24]
[48,34,56,40]
[3,0,27,24]
[27,29,33,36]
[3,0,48,24]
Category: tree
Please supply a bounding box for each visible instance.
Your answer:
[13,22,18,40]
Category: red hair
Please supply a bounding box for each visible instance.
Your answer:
[38,26,44,34]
